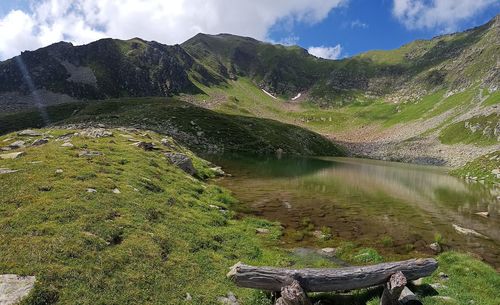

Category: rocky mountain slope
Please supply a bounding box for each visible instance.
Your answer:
[0,14,498,168]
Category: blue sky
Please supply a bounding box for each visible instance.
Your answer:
[0,0,499,60]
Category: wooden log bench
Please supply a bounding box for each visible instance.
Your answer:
[227,258,437,305]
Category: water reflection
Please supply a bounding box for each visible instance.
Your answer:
[213,156,500,268]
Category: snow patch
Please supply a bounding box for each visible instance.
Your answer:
[261,89,277,99]
[291,93,302,101]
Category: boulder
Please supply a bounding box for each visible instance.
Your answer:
[31,138,49,146]
[0,274,36,305]
[8,141,25,149]
[18,129,42,136]
[164,153,197,176]
[320,247,337,256]
[0,152,25,159]
[475,211,489,218]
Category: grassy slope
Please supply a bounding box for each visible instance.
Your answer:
[451,151,500,184]
[1,129,498,305]
[0,97,344,157]
[0,128,339,305]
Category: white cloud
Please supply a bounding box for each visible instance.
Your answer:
[307,45,343,60]
[392,0,497,31]
[0,0,346,60]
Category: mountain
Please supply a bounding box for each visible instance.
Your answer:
[0,15,498,168]
[1,15,498,111]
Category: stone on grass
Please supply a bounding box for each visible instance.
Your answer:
[312,230,327,240]
[61,142,74,148]
[55,169,63,174]
[0,168,18,174]
[211,166,226,176]
[0,152,25,159]
[320,247,337,256]
[256,228,270,234]
[217,292,239,305]
[164,152,197,176]
[185,293,192,301]
[0,274,36,305]
[112,188,121,194]
[87,188,97,193]
[137,142,155,151]
[18,129,42,136]
[8,141,25,149]
[31,138,49,146]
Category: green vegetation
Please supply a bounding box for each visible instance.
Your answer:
[0,97,344,157]
[482,90,500,106]
[451,151,500,185]
[0,128,339,305]
[439,113,499,146]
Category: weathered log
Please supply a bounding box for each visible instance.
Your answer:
[398,287,422,305]
[275,280,312,305]
[227,258,437,292]
[380,272,407,305]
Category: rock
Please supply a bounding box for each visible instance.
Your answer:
[429,242,442,253]
[452,224,489,239]
[185,293,192,301]
[78,150,102,157]
[475,211,489,218]
[164,153,197,176]
[112,188,121,194]
[160,138,176,149]
[18,129,42,136]
[256,228,270,234]
[87,188,97,193]
[61,142,74,148]
[8,140,25,149]
[0,168,18,174]
[0,274,36,305]
[210,166,225,176]
[137,142,155,151]
[320,247,337,256]
[217,292,239,305]
[80,128,113,138]
[412,278,424,286]
[439,272,449,280]
[0,151,25,159]
[492,169,500,175]
[38,186,52,192]
[55,169,63,174]
[31,138,49,146]
[430,283,447,290]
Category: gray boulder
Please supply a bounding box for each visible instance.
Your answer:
[164,153,197,176]
[0,274,36,305]
[32,138,49,146]
[80,128,113,138]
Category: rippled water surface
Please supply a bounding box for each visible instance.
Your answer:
[212,156,500,268]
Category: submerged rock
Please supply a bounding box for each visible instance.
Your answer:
[429,242,442,253]
[452,224,489,239]
[0,274,36,305]
[475,211,489,218]
[164,152,197,176]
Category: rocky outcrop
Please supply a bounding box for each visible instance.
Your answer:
[0,274,36,305]
[164,152,197,176]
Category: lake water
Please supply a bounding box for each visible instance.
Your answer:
[212,156,500,269]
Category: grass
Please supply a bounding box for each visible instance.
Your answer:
[0,128,339,305]
[482,90,500,106]
[1,128,498,304]
[451,151,500,185]
[0,97,345,157]
[439,113,499,146]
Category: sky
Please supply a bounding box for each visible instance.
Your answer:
[0,0,498,61]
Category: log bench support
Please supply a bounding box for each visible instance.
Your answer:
[227,258,436,305]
